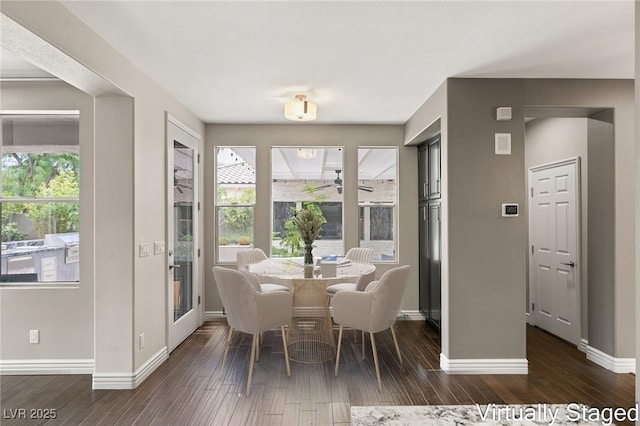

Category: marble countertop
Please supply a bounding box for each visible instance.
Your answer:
[351,404,621,425]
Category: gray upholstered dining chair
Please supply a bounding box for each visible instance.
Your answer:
[344,247,375,264]
[236,248,268,271]
[212,266,292,395]
[333,265,410,391]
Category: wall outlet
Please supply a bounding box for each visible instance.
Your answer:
[154,241,165,255]
[139,333,145,349]
[139,243,152,257]
[29,330,39,344]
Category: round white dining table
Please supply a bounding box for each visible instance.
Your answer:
[248,258,375,363]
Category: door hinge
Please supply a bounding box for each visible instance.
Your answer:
[197,154,201,164]
[198,248,201,257]
[198,202,201,211]
[531,245,534,254]
[532,303,535,312]
[198,295,201,305]
[530,187,533,197]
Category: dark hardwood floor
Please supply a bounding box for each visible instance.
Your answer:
[1,321,635,425]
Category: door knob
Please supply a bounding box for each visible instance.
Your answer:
[561,261,575,268]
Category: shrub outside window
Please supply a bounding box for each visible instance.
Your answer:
[215,147,255,263]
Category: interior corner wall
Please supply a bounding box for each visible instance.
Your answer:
[0,81,95,364]
[402,81,449,354]
[634,0,639,403]
[587,111,615,355]
[446,79,527,360]
[204,124,417,314]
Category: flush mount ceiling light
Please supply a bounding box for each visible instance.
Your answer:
[284,94,317,121]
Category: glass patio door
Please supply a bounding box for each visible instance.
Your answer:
[167,118,200,352]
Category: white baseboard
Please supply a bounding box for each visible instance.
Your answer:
[585,344,636,374]
[208,310,425,321]
[578,338,588,353]
[440,353,528,374]
[398,310,424,321]
[92,346,168,390]
[204,310,225,321]
[0,358,94,375]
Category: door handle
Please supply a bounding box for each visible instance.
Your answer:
[561,261,575,268]
[169,264,181,270]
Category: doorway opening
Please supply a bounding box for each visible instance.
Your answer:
[525,107,614,350]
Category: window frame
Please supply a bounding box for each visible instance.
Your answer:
[0,110,81,285]
[214,146,256,264]
[270,146,345,258]
[357,146,398,263]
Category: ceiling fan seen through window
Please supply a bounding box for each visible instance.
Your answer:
[308,170,374,194]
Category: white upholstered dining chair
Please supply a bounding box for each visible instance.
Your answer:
[236,248,288,293]
[236,248,268,271]
[344,247,374,264]
[212,266,292,395]
[326,268,376,296]
[333,265,411,391]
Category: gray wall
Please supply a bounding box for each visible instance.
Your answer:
[205,124,418,314]
[525,118,589,342]
[1,1,205,380]
[446,79,527,360]
[634,0,639,404]
[406,78,634,364]
[523,80,635,358]
[586,112,615,355]
[0,81,95,362]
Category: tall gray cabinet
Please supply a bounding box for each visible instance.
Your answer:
[418,135,441,331]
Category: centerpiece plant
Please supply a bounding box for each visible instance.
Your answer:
[293,208,323,277]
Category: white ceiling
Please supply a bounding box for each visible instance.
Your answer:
[8,1,637,125]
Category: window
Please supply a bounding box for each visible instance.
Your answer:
[1,111,80,283]
[215,147,255,263]
[358,147,397,262]
[271,147,343,257]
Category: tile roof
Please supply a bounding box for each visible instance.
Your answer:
[217,162,255,184]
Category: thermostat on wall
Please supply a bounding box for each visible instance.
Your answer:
[502,203,519,217]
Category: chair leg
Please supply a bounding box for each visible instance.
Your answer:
[324,295,335,347]
[390,325,404,373]
[281,326,291,377]
[370,332,382,392]
[247,334,258,396]
[256,334,261,362]
[219,326,233,379]
[334,325,344,376]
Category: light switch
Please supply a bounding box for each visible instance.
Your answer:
[154,241,165,255]
[139,243,152,257]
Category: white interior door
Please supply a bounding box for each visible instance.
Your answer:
[529,158,581,345]
[167,117,200,352]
